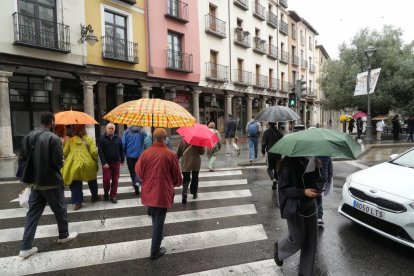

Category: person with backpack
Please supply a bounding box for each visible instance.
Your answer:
[261,122,284,190]
[246,117,262,163]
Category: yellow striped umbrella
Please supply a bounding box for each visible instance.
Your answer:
[103,98,196,128]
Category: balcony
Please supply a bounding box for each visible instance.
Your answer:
[266,11,278,28]
[253,74,268,89]
[279,0,288,9]
[234,28,251,48]
[307,88,317,99]
[165,49,193,72]
[268,78,279,91]
[253,37,267,55]
[233,0,249,10]
[13,12,70,53]
[205,62,228,82]
[165,0,189,23]
[280,50,288,64]
[291,55,299,66]
[291,28,297,40]
[253,2,265,21]
[281,81,290,93]
[205,14,226,39]
[309,64,316,72]
[300,59,308,69]
[267,44,278,60]
[279,20,288,35]
[233,69,252,86]
[102,36,138,63]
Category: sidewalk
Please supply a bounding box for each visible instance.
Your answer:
[1,132,413,181]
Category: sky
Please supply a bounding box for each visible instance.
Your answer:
[288,0,414,59]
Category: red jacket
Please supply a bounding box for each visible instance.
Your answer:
[136,142,182,208]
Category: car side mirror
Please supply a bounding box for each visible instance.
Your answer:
[389,153,399,160]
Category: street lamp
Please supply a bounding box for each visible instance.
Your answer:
[365,45,376,143]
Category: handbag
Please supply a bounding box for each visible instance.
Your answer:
[315,168,325,191]
[281,197,299,220]
[19,187,31,210]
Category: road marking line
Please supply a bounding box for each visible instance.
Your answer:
[342,160,369,170]
[0,189,252,220]
[0,204,257,243]
[0,225,267,275]
[10,179,248,202]
[181,259,282,276]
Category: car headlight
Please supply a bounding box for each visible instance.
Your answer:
[345,176,352,188]
[409,202,414,210]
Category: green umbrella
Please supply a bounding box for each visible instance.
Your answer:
[269,128,362,159]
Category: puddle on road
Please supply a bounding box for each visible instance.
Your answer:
[359,146,413,161]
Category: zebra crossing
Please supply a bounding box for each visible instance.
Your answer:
[0,169,283,275]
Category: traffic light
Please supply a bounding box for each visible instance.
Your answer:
[295,79,307,97]
[289,93,296,108]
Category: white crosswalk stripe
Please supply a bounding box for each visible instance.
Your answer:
[0,169,274,275]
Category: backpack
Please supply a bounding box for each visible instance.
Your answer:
[248,122,259,137]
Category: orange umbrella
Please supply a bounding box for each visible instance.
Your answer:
[54,110,98,125]
[103,98,195,128]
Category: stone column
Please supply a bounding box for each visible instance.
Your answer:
[98,83,107,135]
[0,71,14,158]
[50,79,61,113]
[192,90,201,123]
[246,96,253,122]
[224,93,233,126]
[116,83,125,135]
[140,82,152,98]
[82,80,97,138]
[260,97,267,111]
[285,100,290,133]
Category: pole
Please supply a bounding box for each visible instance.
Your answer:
[366,60,372,143]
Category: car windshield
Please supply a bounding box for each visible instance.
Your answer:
[391,148,414,168]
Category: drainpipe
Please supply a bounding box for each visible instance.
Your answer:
[145,0,153,74]
[228,0,232,82]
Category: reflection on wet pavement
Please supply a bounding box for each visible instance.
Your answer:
[359,146,413,161]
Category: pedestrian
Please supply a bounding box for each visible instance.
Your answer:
[315,156,333,226]
[53,124,69,146]
[261,122,284,190]
[98,123,125,204]
[224,114,239,155]
[392,115,401,140]
[348,118,355,134]
[376,120,385,141]
[246,116,262,163]
[62,124,101,210]
[206,122,221,172]
[177,139,205,204]
[407,117,414,142]
[143,128,173,150]
[17,112,78,259]
[328,118,332,129]
[356,118,363,139]
[122,125,146,195]
[274,156,321,276]
[135,128,182,260]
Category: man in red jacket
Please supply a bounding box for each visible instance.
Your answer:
[135,128,182,259]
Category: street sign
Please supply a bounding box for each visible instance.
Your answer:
[354,68,381,96]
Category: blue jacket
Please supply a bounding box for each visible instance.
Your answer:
[143,135,173,150]
[122,126,146,158]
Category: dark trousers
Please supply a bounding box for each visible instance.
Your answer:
[316,195,323,219]
[21,186,69,250]
[126,157,139,186]
[266,153,281,181]
[182,171,199,195]
[148,207,167,255]
[278,200,317,276]
[70,179,98,204]
[102,162,120,198]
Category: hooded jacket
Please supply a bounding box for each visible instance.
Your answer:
[122,126,146,158]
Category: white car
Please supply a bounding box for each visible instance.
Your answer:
[338,147,414,248]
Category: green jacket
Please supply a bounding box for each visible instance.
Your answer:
[62,135,98,185]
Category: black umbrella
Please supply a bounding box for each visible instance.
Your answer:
[254,106,300,122]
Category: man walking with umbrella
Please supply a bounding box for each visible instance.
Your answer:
[261,122,284,190]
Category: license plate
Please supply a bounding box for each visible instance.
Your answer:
[353,200,385,219]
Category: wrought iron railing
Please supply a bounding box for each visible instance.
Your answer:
[281,81,289,92]
[102,36,138,63]
[233,0,249,10]
[205,62,228,81]
[309,64,316,72]
[280,0,288,8]
[253,37,267,54]
[280,50,289,63]
[13,12,70,52]
[166,49,193,72]
[266,11,278,28]
[301,59,308,68]
[291,28,297,40]
[205,14,226,38]
[253,1,265,20]
[269,78,279,90]
[234,28,251,48]
[253,74,268,88]
[279,20,288,35]
[267,44,278,59]
[291,55,299,65]
[233,69,252,85]
[165,0,189,23]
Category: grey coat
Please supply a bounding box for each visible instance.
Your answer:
[176,140,205,172]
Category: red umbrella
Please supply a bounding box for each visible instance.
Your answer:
[353,111,367,118]
[177,123,220,148]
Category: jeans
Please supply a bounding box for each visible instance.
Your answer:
[248,137,259,160]
[182,171,199,195]
[70,179,98,204]
[148,207,167,255]
[21,186,69,250]
[126,157,139,186]
[208,155,217,170]
[102,162,120,198]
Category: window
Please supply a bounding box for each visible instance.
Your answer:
[309,36,313,50]
[104,10,128,60]
[167,31,182,68]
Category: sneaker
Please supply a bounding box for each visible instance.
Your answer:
[57,232,78,244]
[209,168,215,172]
[19,247,38,258]
[134,186,140,196]
[318,218,325,226]
[274,242,283,266]
[110,197,118,204]
[249,159,253,164]
[237,149,241,156]
[104,193,109,201]
[150,247,166,260]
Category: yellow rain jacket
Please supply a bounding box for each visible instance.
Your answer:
[62,135,98,186]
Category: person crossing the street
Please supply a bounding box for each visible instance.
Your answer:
[261,122,284,190]
[246,116,262,163]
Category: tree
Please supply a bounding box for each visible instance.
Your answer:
[320,26,414,117]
